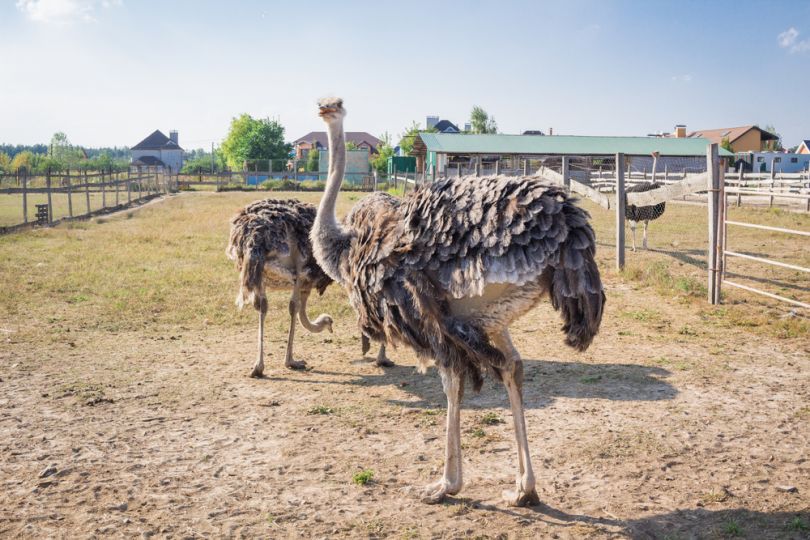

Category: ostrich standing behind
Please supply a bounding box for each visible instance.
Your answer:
[226,198,391,377]
[625,182,666,250]
[311,98,605,506]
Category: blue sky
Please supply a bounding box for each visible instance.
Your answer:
[1,0,809,149]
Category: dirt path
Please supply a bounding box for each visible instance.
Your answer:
[1,286,807,539]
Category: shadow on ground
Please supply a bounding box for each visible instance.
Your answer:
[464,500,810,539]
[277,358,676,411]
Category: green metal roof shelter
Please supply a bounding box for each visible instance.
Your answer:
[413,133,733,157]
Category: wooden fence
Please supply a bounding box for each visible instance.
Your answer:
[0,167,173,234]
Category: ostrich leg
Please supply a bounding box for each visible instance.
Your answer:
[375,343,393,368]
[642,220,649,250]
[630,220,638,252]
[284,280,307,370]
[422,366,464,503]
[250,297,268,378]
[493,331,539,507]
[361,335,394,368]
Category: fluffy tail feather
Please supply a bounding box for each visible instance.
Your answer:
[238,243,266,310]
[550,205,605,351]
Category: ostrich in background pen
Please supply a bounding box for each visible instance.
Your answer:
[226,198,391,377]
[311,97,605,506]
[625,151,666,251]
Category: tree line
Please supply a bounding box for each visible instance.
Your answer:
[0,105,501,176]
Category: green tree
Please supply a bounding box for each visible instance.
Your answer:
[762,124,783,151]
[371,132,394,174]
[720,136,734,154]
[220,114,291,172]
[346,141,359,151]
[0,152,10,173]
[306,149,320,172]
[49,132,85,168]
[470,106,497,134]
[398,121,438,156]
[10,151,35,172]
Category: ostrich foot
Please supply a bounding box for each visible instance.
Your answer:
[421,478,460,504]
[375,350,394,368]
[502,486,540,507]
[250,362,264,378]
[285,359,307,370]
[361,335,371,355]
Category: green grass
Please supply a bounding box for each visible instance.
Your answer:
[351,469,374,486]
[721,519,743,537]
[786,516,808,531]
[308,405,335,415]
[480,412,503,426]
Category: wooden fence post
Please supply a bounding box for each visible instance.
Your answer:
[495,159,500,175]
[46,168,53,224]
[22,170,28,223]
[707,143,720,305]
[66,175,73,218]
[115,169,120,206]
[717,165,726,304]
[84,169,91,216]
[736,166,743,207]
[127,169,132,205]
[561,156,570,189]
[523,159,528,176]
[101,168,107,210]
[615,153,626,271]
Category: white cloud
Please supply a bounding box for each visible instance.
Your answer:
[16,0,121,24]
[671,74,693,83]
[777,27,810,53]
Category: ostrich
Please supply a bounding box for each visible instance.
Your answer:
[625,182,666,251]
[226,198,391,377]
[311,98,605,506]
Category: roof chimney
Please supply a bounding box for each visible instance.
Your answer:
[549,127,553,136]
[169,130,179,145]
[674,124,686,138]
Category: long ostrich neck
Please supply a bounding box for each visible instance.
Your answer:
[312,116,351,283]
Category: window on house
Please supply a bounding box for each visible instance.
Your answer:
[774,157,782,163]
[756,157,764,162]
[790,157,798,163]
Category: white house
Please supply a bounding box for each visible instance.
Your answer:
[131,129,183,172]
[736,151,810,173]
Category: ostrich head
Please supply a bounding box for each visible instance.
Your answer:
[318,97,345,123]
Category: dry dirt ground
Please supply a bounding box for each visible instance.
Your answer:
[0,191,808,539]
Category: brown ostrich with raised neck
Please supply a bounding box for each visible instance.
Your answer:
[311,97,605,506]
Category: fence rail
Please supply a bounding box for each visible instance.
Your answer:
[0,167,174,234]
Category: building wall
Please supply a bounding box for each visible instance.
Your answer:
[749,152,810,173]
[131,149,183,173]
[318,149,370,184]
[730,130,764,153]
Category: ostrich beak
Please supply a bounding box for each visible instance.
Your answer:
[319,107,336,117]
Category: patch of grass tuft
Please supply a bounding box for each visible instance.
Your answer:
[480,412,504,426]
[352,469,374,486]
[722,519,742,537]
[786,516,808,531]
[308,405,335,415]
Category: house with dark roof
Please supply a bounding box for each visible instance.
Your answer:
[796,140,810,155]
[426,116,461,133]
[293,131,381,160]
[131,129,183,172]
